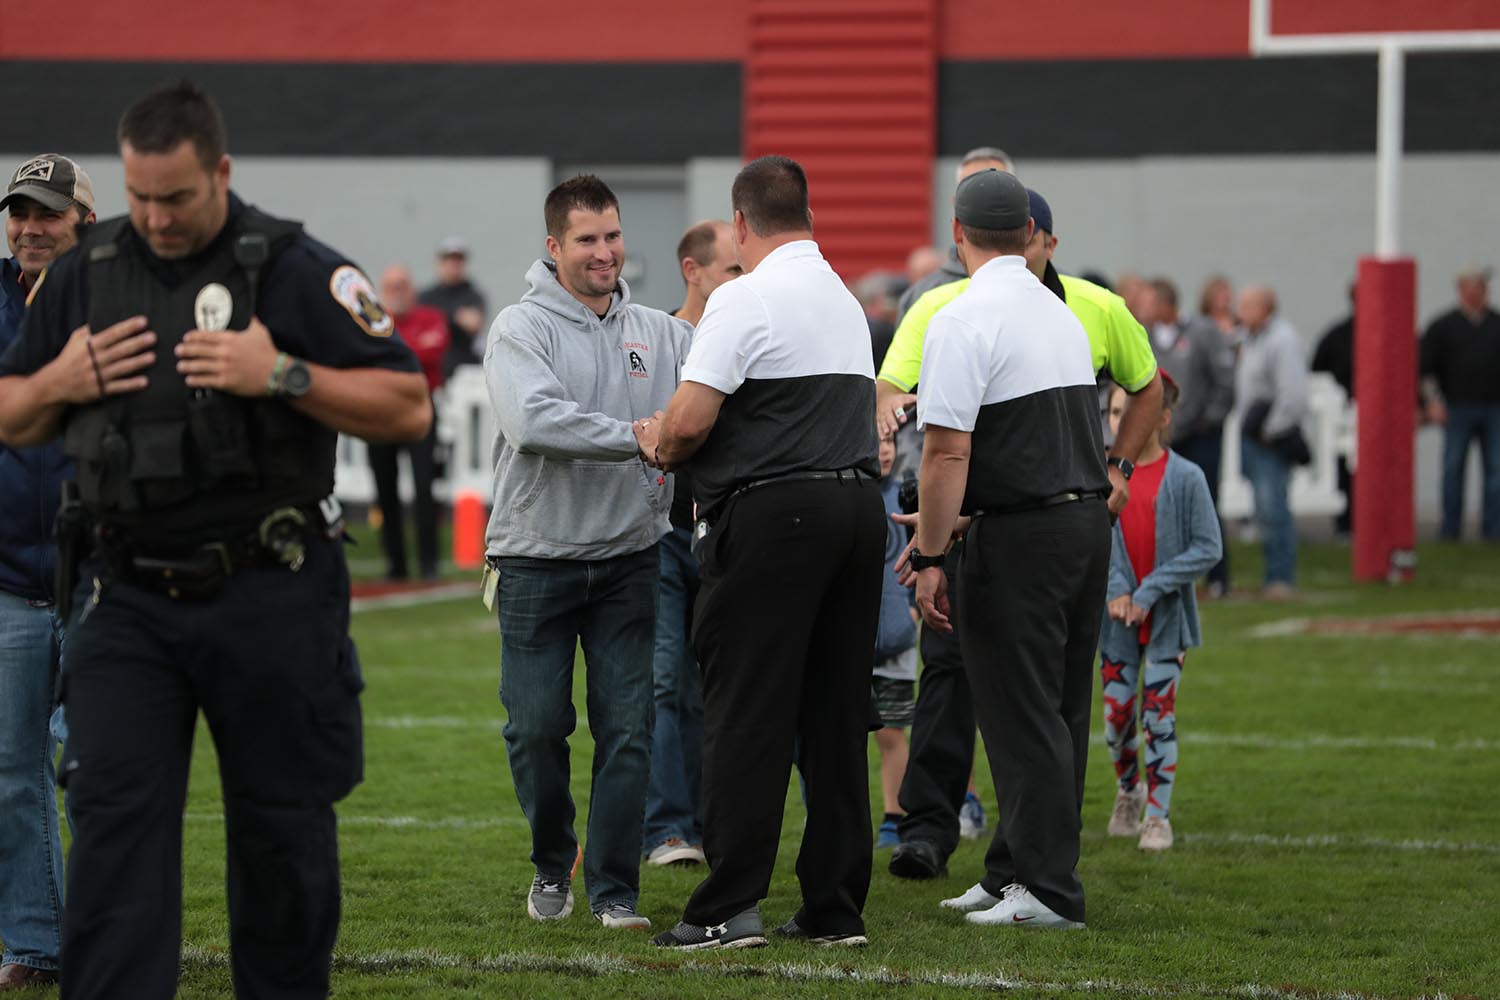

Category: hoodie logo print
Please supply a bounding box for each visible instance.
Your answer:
[629,350,647,375]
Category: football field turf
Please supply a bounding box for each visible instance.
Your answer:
[91,541,1500,998]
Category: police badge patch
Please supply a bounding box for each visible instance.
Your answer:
[194,283,233,331]
[329,265,393,337]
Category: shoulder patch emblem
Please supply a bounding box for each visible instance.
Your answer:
[330,265,393,337]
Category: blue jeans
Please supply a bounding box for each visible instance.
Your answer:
[1440,401,1500,540]
[0,590,64,972]
[1241,434,1297,586]
[497,546,658,910]
[643,527,703,850]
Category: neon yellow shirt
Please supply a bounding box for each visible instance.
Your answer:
[877,272,1158,393]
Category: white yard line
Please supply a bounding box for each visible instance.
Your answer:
[177,943,1455,1000]
[180,811,1500,854]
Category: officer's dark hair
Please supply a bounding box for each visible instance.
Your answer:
[959,223,1028,254]
[732,156,812,237]
[118,79,228,170]
[676,220,722,281]
[545,175,620,240]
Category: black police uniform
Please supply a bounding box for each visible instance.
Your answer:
[0,192,420,1000]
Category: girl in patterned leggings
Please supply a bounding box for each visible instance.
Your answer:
[1099,374,1222,851]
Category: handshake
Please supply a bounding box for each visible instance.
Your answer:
[633,411,671,470]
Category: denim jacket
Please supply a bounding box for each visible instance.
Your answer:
[1099,449,1222,662]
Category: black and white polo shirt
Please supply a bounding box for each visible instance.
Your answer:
[682,239,879,514]
[917,254,1109,514]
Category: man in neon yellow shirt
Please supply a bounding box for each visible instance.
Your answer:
[883,187,1164,882]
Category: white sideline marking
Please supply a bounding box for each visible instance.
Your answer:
[176,944,1454,1000]
[180,811,1500,854]
[349,584,477,613]
[1246,608,1500,640]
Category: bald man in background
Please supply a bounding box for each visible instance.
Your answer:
[368,265,448,581]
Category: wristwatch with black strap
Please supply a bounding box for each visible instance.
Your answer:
[1107,455,1134,481]
[909,550,946,573]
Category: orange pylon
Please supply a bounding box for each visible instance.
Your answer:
[452,490,486,570]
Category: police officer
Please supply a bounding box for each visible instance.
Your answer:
[908,169,1111,931]
[642,156,884,950]
[0,81,430,999]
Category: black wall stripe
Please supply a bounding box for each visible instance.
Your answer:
[0,62,743,160]
[939,52,1500,158]
[2,53,1496,160]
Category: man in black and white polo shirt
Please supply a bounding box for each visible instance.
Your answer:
[908,168,1111,931]
[639,155,884,950]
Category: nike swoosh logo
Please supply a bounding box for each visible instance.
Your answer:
[1011,915,1035,923]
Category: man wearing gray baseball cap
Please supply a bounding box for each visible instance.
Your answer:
[0,152,95,991]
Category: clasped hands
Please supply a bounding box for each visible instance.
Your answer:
[54,314,285,403]
[633,410,670,469]
[1107,593,1149,626]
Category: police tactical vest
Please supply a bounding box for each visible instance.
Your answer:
[62,208,323,526]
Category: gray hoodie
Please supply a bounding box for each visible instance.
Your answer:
[484,260,692,559]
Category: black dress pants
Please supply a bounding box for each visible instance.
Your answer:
[895,552,975,861]
[684,476,884,934]
[59,537,364,1000]
[955,499,1109,925]
[368,421,440,579]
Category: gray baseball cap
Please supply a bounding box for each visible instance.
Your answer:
[954,168,1029,230]
[1,154,94,214]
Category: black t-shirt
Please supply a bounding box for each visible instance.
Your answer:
[1312,315,1354,397]
[1421,307,1500,404]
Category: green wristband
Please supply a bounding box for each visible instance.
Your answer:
[267,352,288,396]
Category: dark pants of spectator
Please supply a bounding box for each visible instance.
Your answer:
[1334,455,1353,536]
[60,538,362,1000]
[642,526,704,851]
[496,547,658,911]
[895,548,974,864]
[367,423,440,580]
[684,478,884,935]
[1440,401,1500,540]
[1174,427,1229,588]
[957,499,1109,925]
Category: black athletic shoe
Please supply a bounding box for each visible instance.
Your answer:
[652,907,767,950]
[773,916,868,947]
[888,839,947,880]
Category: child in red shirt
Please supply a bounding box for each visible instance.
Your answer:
[1099,373,1222,851]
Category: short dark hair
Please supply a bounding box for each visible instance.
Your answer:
[1150,277,1179,311]
[959,223,1028,254]
[117,80,227,170]
[731,156,812,237]
[544,174,619,240]
[676,220,722,281]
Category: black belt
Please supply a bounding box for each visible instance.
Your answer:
[703,467,871,525]
[98,505,329,600]
[971,489,1108,518]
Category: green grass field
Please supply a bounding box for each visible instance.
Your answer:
[52,541,1500,998]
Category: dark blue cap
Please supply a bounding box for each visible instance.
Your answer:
[1027,188,1054,235]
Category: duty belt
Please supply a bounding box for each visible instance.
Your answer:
[98,502,340,600]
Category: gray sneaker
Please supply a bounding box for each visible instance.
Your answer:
[594,903,652,930]
[773,915,867,947]
[527,874,573,921]
[651,906,767,950]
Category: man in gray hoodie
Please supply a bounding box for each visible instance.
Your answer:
[484,174,692,931]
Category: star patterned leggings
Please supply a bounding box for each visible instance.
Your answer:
[1100,651,1183,819]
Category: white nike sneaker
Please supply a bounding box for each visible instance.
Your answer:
[940,882,1004,911]
[1107,784,1147,837]
[965,884,1084,929]
[1138,816,1174,852]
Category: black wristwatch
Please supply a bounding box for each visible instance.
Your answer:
[1107,456,1134,481]
[270,353,313,399]
[909,550,946,573]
